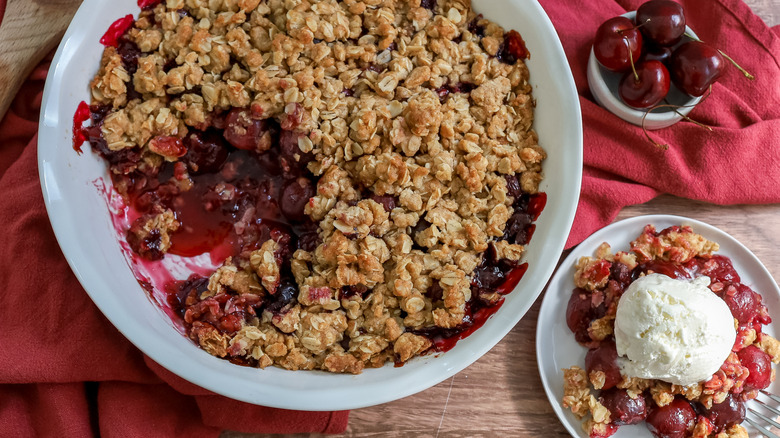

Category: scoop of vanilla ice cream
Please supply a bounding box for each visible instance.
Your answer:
[614,273,736,386]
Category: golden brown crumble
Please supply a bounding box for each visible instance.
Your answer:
[630,224,719,264]
[90,0,544,373]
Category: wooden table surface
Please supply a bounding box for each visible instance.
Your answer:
[1,0,778,437]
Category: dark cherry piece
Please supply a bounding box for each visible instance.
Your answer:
[297,230,320,252]
[496,30,529,65]
[502,209,534,245]
[183,130,229,175]
[585,340,621,390]
[618,60,670,109]
[670,41,724,97]
[645,398,696,438]
[593,16,643,72]
[126,216,165,261]
[471,255,518,292]
[566,288,597,344]
[720,283,763,325]
[279,130,314,176]
[138,0,162,9]
[636,0,686,47]
[223,108,274,152]
[167,275,209,317]
[265,277,298,314]
[420,0,436,11]
[279,177,315,222]
[738,345,772,391]
[599,387,648,425]
[370,194,398,212]
[467,14,485,37]
[703,394,746,433]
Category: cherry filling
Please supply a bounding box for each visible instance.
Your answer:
[81,8,545,365]
[434,81,477,103]
[496,30,530,65]
[408,181,546,354]
[420,0,436,11]
[138,0,162,10]
[467,14,485,37]
[100,14,135,48]
[646,398,697,438]
[72,101,91,153]
[700,394,746,433]
[585,339,622,390]
[599,387,648,425]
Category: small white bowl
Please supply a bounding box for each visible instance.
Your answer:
[587,11,702,130]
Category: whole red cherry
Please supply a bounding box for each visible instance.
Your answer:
[636,0,687,46]
[703,394,745,433]
[670,41,725,97]
[599,387,648,425]
[738,345,773,391]
[585,340,622,390]
[646,398,696,438]
[594,16,643,72]
[618,60,671,109]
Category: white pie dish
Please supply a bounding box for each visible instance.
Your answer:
[587,11,702,130]
[38,0,582,410]
[536,214,780,437]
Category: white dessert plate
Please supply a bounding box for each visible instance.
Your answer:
[537,214,780,437]
[38,0,582,410]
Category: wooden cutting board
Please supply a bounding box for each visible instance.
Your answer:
[0,0,83,120]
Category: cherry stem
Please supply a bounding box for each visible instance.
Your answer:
[718,50,755,79]
[684,32,755,79]
[620,19,650,32]
[640,121,669,150]
[625,36,639,82]
[642,89,715,150]
[670,86,715,130]
[673,109,713,131]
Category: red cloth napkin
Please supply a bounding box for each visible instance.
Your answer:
[536,0,780,247]
[0,49,347,438]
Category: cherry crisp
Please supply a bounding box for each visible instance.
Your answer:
[81,0,545,373]
[563,225,780,438]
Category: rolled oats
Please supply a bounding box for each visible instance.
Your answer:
[87,0,544,374]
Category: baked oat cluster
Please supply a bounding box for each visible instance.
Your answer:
[562,225,780,438]
[85,0,545,373]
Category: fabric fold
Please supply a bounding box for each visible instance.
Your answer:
[537,0,780,246]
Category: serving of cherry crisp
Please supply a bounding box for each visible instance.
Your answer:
[562,225,780,438]
[76,0,546,373]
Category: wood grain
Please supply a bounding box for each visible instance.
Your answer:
[0,0,83,120]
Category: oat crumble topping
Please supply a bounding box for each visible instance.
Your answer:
[85,0,545,373]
